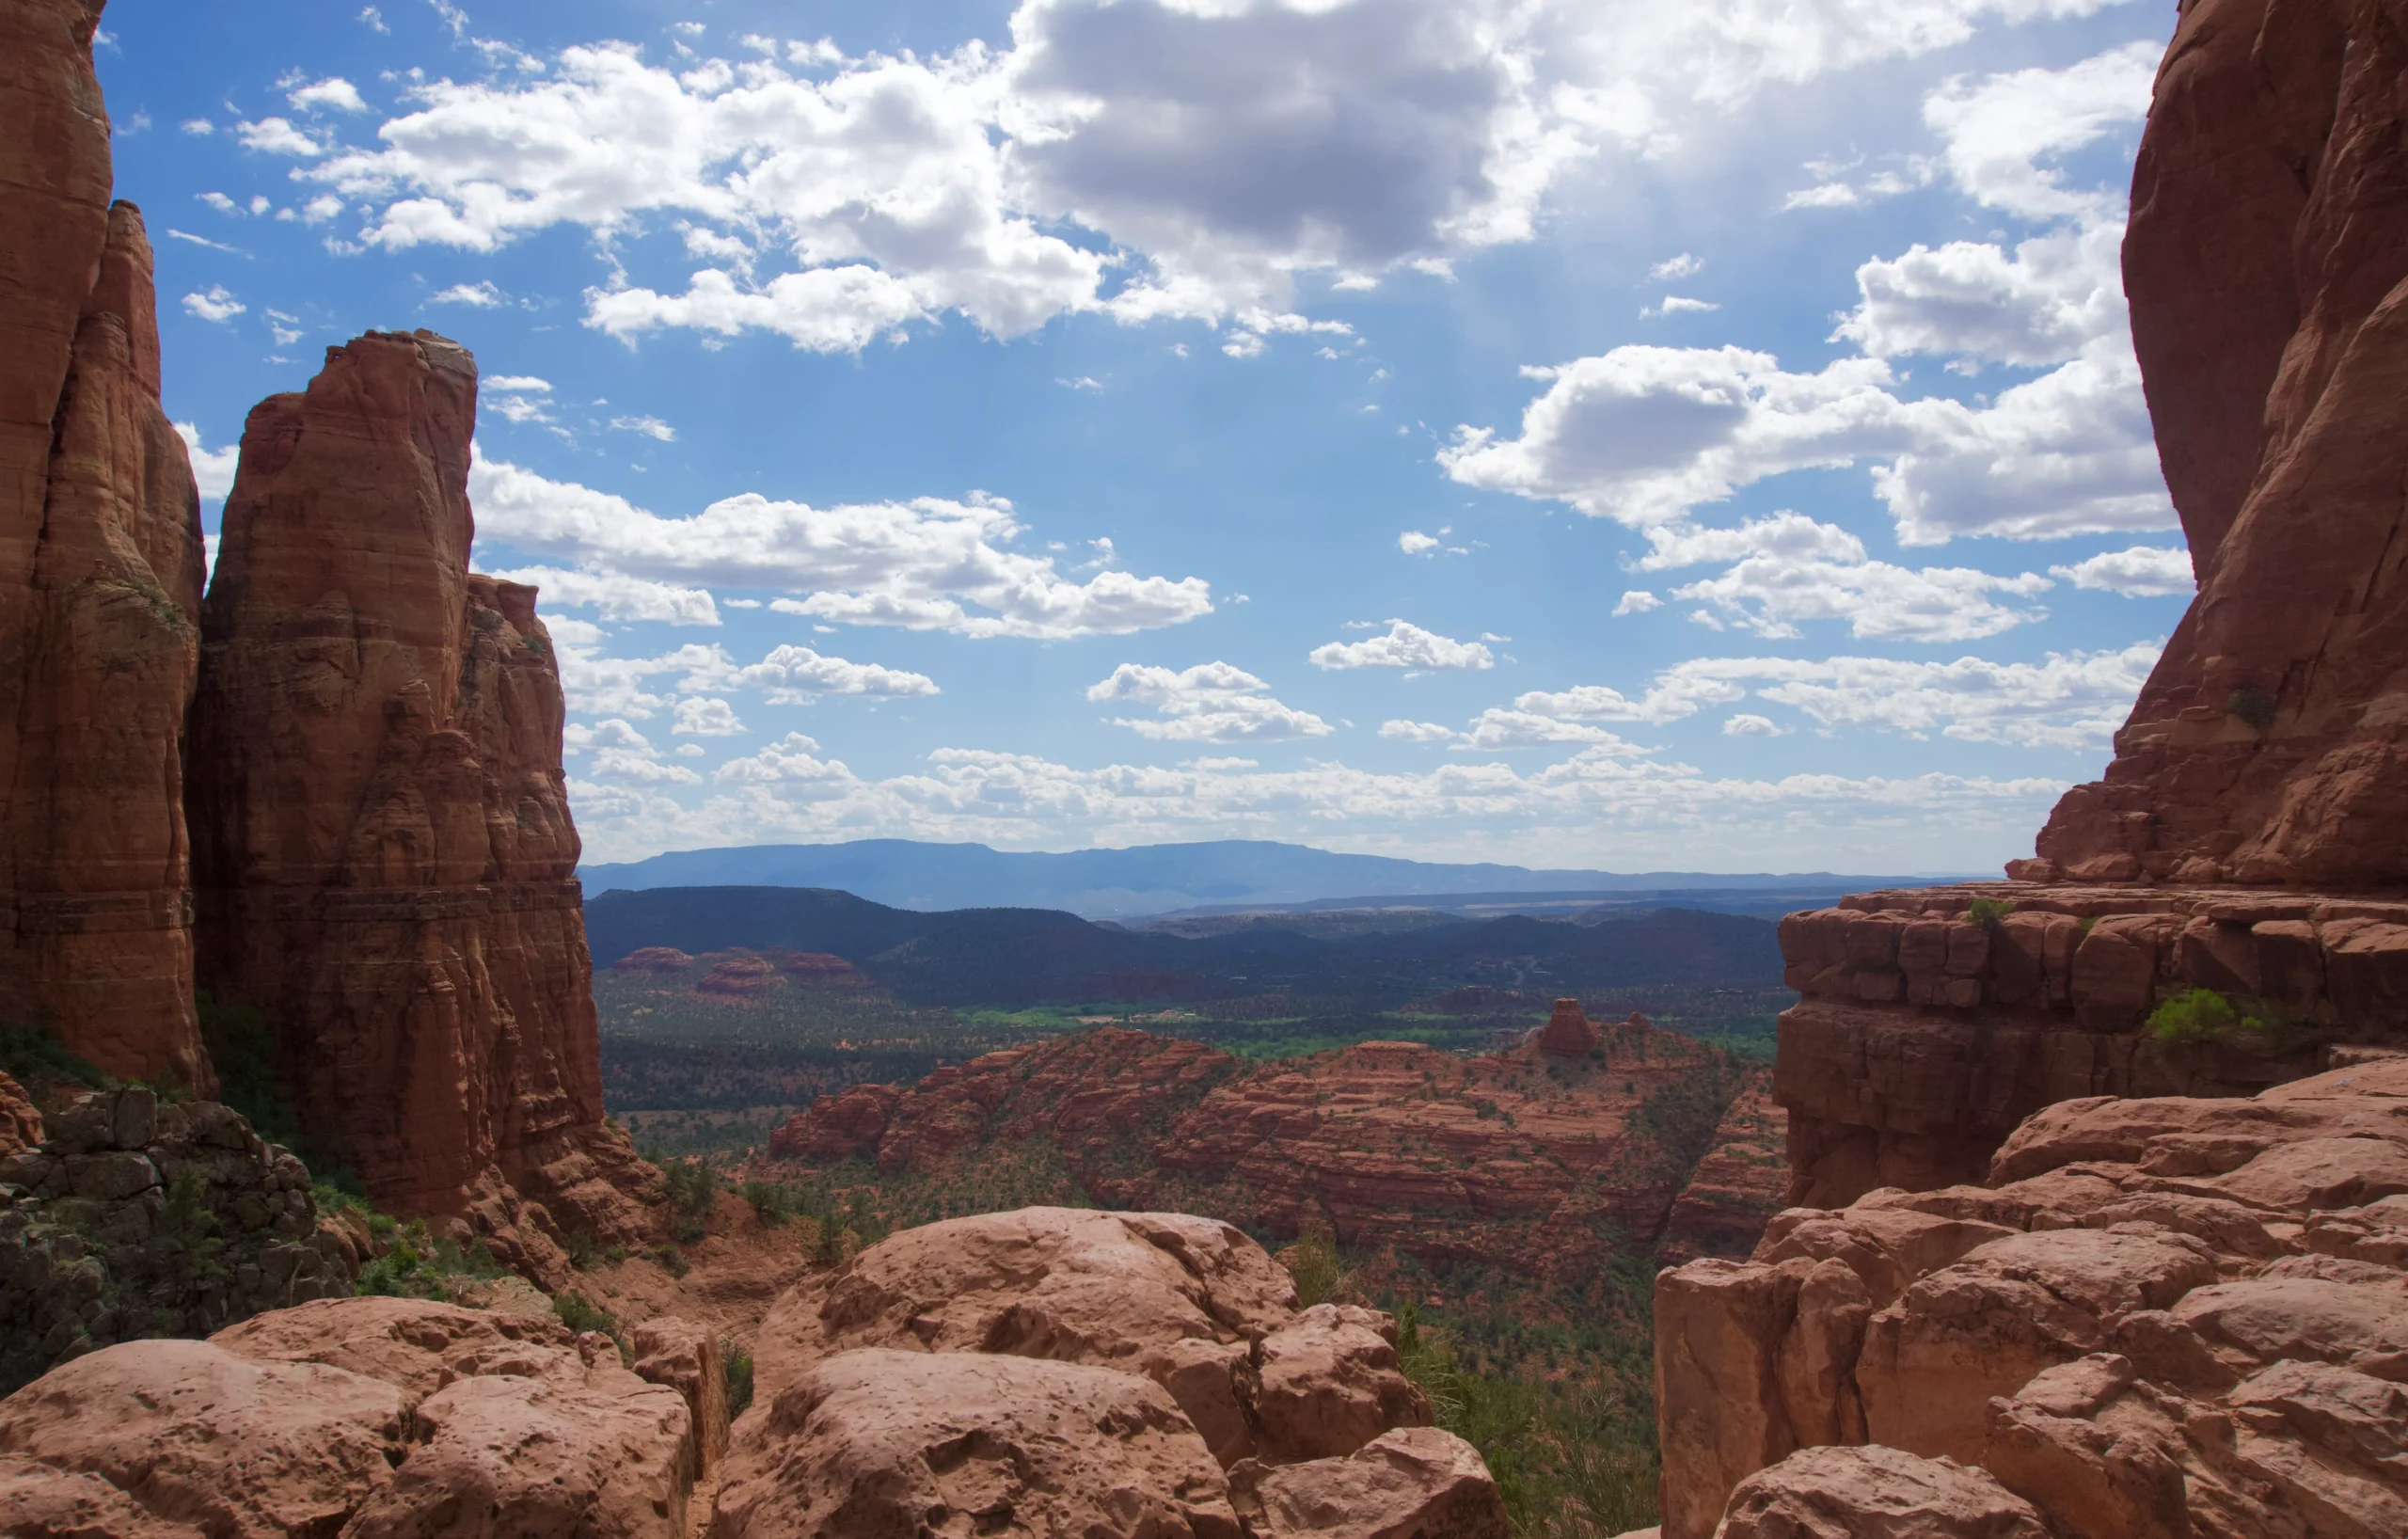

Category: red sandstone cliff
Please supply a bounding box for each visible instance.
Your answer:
[2030,0,2408,888]
[187,329,654,1253]
[0,0,210,1088]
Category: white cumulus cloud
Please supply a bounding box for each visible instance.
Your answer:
[1308,620,1494,672]
[2052,545,2194,595]
[1088,661,1333,743]
[737,644,941,703]
[466,455,1212,639]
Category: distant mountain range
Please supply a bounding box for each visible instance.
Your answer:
[581,884,1785,1007]
[578,838,1966,918]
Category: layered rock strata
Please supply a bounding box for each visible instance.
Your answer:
[767,1019,1774,1277]
[2027,0,2408,888]
[0,0,210,1088]
[1656,1055,2408,1538]
[737,1205,1504,1538]
[1776,882,2408,1205]
[0,1088,358,1392]
[0,1295,706,1536]
[186,329,655,1249]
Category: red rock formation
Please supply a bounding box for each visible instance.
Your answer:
[612,946,693,974]
[2028,0,2408,888]
[0,0,210,1088]
[0,1297,705,1536]
[1774,882,2408,1207]
[763,1022,1777,1277]
[0,1071,39,1159]
[1655,1055,2408,1538]
[186,329,655,1246]
[1536,997,1602,1056]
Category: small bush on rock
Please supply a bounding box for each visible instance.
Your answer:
[722,1340,754,1418]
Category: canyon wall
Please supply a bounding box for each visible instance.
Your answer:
[0,0,210,1089]
[187,329,654,1245]
[2028,0,2408,888]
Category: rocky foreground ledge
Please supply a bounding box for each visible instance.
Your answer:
[1656,1053,2408,1538]
[0,1204,1504,1538]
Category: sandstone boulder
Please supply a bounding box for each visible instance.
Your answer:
[0,1451,206,1539]
[0,1339,406,1538]
[1230,1427,1508,1539]
[630,1315,731,1482]
[0,1071,40,1158]
[710,1347,1241,1539]
[754,1205,1297,1464]
[341,1370,695,1539]
[1254,1304,1434,1463]
[1712,1445,2049,1539]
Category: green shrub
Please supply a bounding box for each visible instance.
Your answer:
[1284,1225,1345,1309]
[0,1023,105,1101]
[565,1228,599,1270]
[2150,988,2239,1045]
[654,1244,689,1279]
[658,1154,720,1244]
[723,1341,755,1418]
[553,1289,620,1339]
[739,1180,795,1227]
[2226,685,2278,731]
[1966,897,2016,928]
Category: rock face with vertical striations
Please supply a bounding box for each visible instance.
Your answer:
[186,329,655,1259]
[0,0,210,1089]
[2027,0,2408,889]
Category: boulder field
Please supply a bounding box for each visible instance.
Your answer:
[0,1207,1507,1539]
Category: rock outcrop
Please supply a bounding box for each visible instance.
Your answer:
[1659,1072,1788,1266]
[0,1295,705,1537]
[185,329,657,1253]
[1773,883,2408,1205]
[766,1022,1771,1277]
[0,0,210,1089]
[738,1206,1501,1537]
[2027,0,2408,888]
[0,1087,358,1392]
[1656,1055,2408,1538]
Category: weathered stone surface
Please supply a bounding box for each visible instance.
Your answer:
[0,0,208,1089]
[1656,1060,2408,1539]
[710,1347,1242,1539]
[1253,1304,1433,1463]
[630,1315,731,1483]
[210,1293,586,1405]
[0,1339,407,1538]
[2026,0,2408,889]
[185,329,657,1251]
[341,1369,696,1539]
[2,1297,705,1539]
[767,1022,1776,1279]
[0,1450,207,1538]
[1230,1427,1509,1539]
[1712,1445,2049,1539]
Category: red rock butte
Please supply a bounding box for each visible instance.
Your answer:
[184,328,656,1246]
[0,0,211,1089]
[1535,998,1602,1056]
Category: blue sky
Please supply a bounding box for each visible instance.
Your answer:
[100,0,2189,873]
